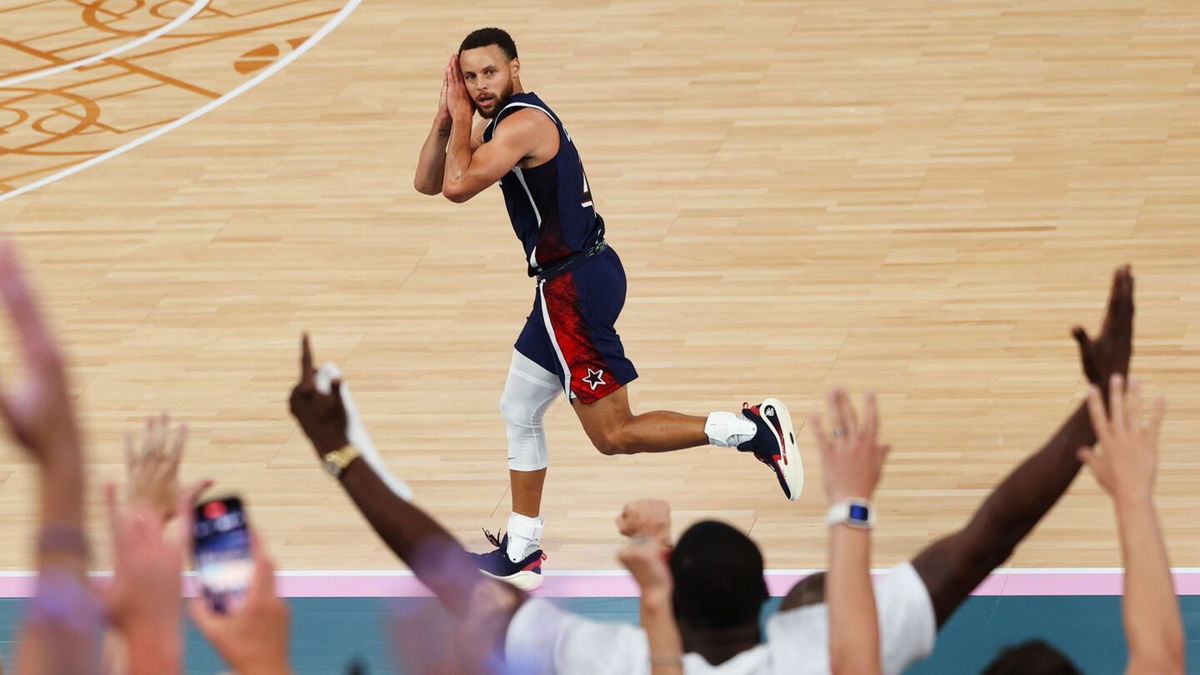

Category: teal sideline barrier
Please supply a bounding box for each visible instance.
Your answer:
[0,595,1193,673]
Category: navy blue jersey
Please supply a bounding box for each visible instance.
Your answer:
[483,92,604,275]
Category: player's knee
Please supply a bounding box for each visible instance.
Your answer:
[500,360,559,471]
[500,384,551,428]
[499,389,526,425]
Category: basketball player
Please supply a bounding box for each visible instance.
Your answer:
[290,266,1135,674]
[412,26,802,588]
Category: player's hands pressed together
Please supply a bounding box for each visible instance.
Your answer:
[435,58,453,133]
[288,334,350,458]
[125,414,188,520]
[1078,375,1165,504]
[811,389,890,504]
[616,499,672,548]
[445,54,474,122]
[190,536,292,675]
[1073,265,1134,396]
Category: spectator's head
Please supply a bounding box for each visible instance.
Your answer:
[669,521,768,631]
[778,571,825,611]
[982,640,1082,675]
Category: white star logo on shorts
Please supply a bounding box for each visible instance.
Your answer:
[582,368,606,391]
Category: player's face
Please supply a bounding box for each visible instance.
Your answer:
[458,46,518,119]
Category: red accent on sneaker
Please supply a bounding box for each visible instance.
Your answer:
[522,552,548,572]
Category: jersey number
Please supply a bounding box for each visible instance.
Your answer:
[581,166,594,209]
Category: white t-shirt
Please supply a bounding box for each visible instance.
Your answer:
[505,562,936,675]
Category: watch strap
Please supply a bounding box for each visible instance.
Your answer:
[825,498,875,530]
[323,444,361,477]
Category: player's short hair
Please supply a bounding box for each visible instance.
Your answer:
[982,640,1082,675]
[669,521,768,630]
[459,27,518,61]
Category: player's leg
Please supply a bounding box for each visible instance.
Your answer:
[468,303,563,589]
[571,386,706,453]
[498,350,558,561]
[546,248,804,499]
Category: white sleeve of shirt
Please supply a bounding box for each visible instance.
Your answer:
[506,597,651,675]
[765,561,936,675]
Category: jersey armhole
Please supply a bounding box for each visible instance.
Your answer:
[493,106,561,169]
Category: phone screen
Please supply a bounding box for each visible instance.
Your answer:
[193,496,253,613]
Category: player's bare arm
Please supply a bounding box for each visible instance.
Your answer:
[441,54,557,203]
[413,62,487,196]
[413,61,454,196]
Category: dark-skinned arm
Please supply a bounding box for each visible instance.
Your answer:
[335,458,490,616]
[288,334,523,620]
[912,266,1133,626]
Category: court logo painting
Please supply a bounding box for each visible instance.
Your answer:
[0,0,346,196]
[235,38,310,75]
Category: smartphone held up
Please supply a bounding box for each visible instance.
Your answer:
[192,495,254,613]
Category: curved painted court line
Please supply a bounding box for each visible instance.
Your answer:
[0,0,211,89]
[0,0,361,204]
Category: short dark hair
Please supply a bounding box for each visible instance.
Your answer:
[669,521,768,630]
[778,571,825,612]
[982,640,1082,675]
[459,28,517,61]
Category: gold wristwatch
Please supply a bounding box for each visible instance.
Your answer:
[322,444,361,478]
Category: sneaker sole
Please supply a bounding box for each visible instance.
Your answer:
[763,397,804,501]
[481,569,545,591]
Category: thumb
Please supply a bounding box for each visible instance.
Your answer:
[1072,327,1102,383]
[1071,326,1090,353]
[0,391,32,449]
[1076,446,1097,468]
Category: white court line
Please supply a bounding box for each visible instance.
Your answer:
[0,0,211,89]
[0,0,361,204]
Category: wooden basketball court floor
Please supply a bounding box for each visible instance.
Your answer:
[1,0,1198,584]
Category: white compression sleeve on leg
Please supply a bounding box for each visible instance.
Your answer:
[316,362,414,501]
[501,351,561,472]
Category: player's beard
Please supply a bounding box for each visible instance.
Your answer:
[476,80,514,119]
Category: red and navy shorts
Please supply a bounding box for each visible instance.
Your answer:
[515,247,638,405]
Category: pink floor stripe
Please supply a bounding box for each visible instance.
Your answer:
[0,571,1195,598]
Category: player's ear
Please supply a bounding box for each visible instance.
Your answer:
[510,57,520,78]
